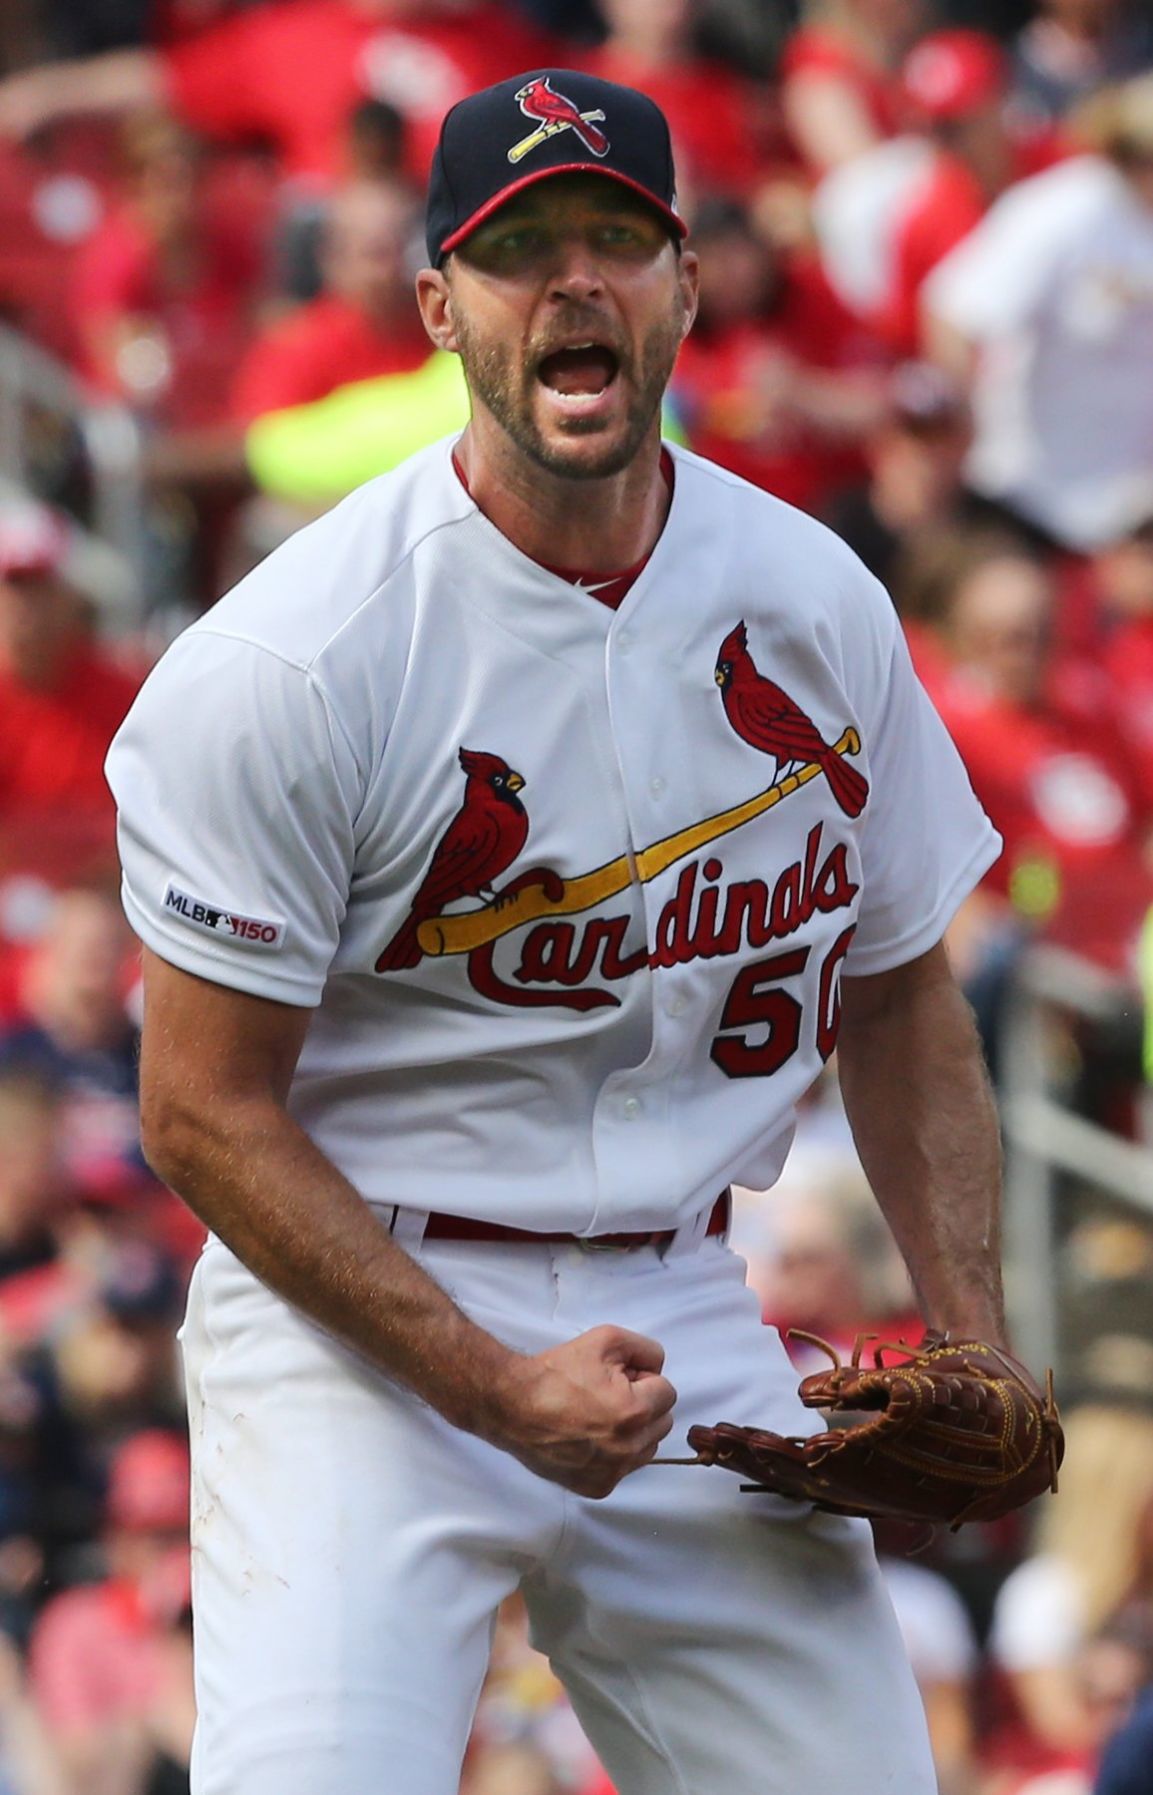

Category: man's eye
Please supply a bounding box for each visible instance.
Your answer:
[493,228,545,255]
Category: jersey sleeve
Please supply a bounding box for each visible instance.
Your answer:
[105,627,360,1005]
[845,592,1001,976]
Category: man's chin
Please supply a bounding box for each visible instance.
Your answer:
[524,409,652,481]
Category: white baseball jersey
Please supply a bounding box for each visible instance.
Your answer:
[925,155,1153,550]
[106,438,998,1232]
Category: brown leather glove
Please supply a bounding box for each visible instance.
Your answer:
[684,1331,1064,1529]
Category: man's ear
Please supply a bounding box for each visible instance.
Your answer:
[415,266,459,353]
[678,249,700,341]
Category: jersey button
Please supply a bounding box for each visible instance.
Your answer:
[616,630,634,654]
[650,775,666,797]
[665,991,687,1017]
[622,1095,642,1120]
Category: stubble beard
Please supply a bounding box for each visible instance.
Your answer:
[454,297,686,481]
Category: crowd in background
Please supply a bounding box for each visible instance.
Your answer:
[0,0,1151,1791]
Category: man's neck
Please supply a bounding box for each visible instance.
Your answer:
[454,420,671,573]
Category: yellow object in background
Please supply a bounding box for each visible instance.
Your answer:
[246,352,689,505]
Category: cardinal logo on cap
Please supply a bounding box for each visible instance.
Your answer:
[508,77,610,165]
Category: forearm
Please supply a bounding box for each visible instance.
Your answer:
[837,948,1005,1341]
[145,1093,519,1439]
[0,49,163,138]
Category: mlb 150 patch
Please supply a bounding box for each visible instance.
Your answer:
[163,881,285,949]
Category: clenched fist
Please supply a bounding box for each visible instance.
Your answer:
[482,1325,677,1498]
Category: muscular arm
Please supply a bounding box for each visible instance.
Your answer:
[837,939,1006,1344]
[138,948,675,1496]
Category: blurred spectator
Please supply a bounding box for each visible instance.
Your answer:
[901,534,1153,982]
[463,1741,565,1794]
[50,1239,184,1461]
[0,123,111,365]
[29,1429,191,1795]
[0,499,140,838]
[228,171,471,540]
[1011,0,1153,130]
[231,173,425,421]
[71,109,267,429]
[1092,513,1153,806]
[734,1162,918,1371]
[673,196,884,514]
[274,96,409,302]
[0,885,144,1203]
[924,73,1153,553]
[988,1403,1153,1766]
[780,0,927,173]
[1095,1683,1153,1795]
[825,359,974,588]
[0,1070,82,1346]
[0,0,556,188]
[0,1629,65,1794]
[577,0,769,198]
[467,1596,602,1793]
[878,1548,980,1795]
[815,29,1061,356]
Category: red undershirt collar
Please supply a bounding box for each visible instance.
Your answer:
[451,446,674,611]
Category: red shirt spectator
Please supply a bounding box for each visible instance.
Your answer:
[1102,615,1153,798]
[0,649,139,818]
[0,503,141,831]
[30,1432,192,1785]
[1085,517,1153,808]
[234,292,431,419]
[0,123,113,363]
[577,10,768,198]
[231,174,429,420]
[72,115,266,427]
[781,0,918,174]
[162,0,556,186]
[913,540,1153,968]
[782,25,904,142]
[815,32,1065,357]
[675,205,880,515]
[881,33,1061,354]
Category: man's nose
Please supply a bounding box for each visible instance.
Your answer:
[547,237,606,302]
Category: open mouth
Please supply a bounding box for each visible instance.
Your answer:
[536,342,620,400]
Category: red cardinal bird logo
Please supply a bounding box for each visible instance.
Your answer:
[376,748,530,972]
[508,77,610,165]
[715,622,869,819]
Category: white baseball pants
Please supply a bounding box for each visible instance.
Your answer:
[181,1228,936,1795]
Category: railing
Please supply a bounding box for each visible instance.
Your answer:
[0,321,144,628]
[1001,941,1153,1380]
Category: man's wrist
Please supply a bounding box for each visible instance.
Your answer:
[428,1325,528,1441]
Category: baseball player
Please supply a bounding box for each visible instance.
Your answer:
[107,69,1008,1795]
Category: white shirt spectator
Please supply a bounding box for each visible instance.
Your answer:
[925,155,1153,549]
[881,1557,980,1684]
[814,137,936,315]
[988,1553,1084,1671]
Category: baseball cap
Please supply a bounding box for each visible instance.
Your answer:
[902,31,1007,122]
[0,499,70,579]
[426,69,686,265]
[106,1429,189,1533]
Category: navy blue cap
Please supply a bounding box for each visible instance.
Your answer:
[426,69,686,266]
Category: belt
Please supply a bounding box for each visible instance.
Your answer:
[411,1189,731,1250]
